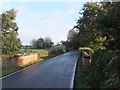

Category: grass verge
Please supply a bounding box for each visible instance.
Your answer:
[74,57,91,89]
[2,56,52,77]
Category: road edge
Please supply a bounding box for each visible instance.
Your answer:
[0,52,70,79]
[0,61,41,79]
[70,55,79,89]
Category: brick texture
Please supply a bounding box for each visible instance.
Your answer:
[15,53,38,66]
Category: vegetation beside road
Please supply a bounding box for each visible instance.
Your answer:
[1,2,120,88]
[2,58,43,77]
[74,2,120,89]
[88,50,120,88]
[74,54,90,88]
[2,45,66,77]
[75,50,120,88]
[1,9,66,77]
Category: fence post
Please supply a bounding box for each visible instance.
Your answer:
[82,52,91,72]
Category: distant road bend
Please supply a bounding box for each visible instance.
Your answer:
[2,51,79,88]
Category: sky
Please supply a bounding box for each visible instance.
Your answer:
[1,1,86,45]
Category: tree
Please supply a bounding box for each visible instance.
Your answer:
[76,2,105,50]
[36,37,44,49]
[31,37,54,49]
[2,9,21,57]
[44,37,53,48]
[30,39,37,48]
[60,40,65,45]
[67,28,79,50]
[76,2,120,50]
[96,2,120,50]
[75,2,120,88]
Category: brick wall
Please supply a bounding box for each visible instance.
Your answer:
[15,53,38,66]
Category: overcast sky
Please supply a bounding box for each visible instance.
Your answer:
[1,1,85,45]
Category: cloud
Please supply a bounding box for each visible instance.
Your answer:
[2,3,82,45]
[17,9,74,44]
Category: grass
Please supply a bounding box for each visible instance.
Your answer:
[2,46,65,77]
[2,46,64,76]
[2,66,22,77]
[2,56,49,77]
[74,53,91,88]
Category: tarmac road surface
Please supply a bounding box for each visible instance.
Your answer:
[2,50,79,88]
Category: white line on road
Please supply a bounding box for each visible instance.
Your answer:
[70,56,78,89]
[0,53,69,80]
[0,62,41,79]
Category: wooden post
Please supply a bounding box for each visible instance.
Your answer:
[82,52,90,72]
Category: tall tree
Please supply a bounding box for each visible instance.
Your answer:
[76,2,105,50]
[36,37,44,49]
[31,37,45,49]
[75,2,120,88]
[76,2,120,50]
[97,2,120,50]
[31,37,54,49]
[67,28,79,50]
[2,9,21,57]
[44,37,53,48]
[30,39,37,49]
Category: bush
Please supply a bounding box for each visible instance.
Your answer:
[48,46,65,56]
[17,49,32,54]
[87,50,120,88]
[31,49,48,58]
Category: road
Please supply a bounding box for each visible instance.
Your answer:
[2,51,79,88]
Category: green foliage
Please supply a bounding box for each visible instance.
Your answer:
[76,2,102,49]
[17,48,32,54]
[87,50,120,88]
[76,50,120,88]
[66,28,80,50]
[97,2,120,50]
[31,37,54,49]
[75,2,120,88]
[32,37,45,49]
[76,2,120,51]
[48,45,65,56]
[61,41,71,51]
[2,66,22,76]
[44,37,54,48]
[2,9,21,57]
[31,49,48,58]
[75,57,91,88]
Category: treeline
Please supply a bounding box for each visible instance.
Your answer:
[31,37,54,49]
[60,29,80,51]
[73,2,120,88]
[66,2,120,51]
[76,2,120,51]
[1,9,65,58]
